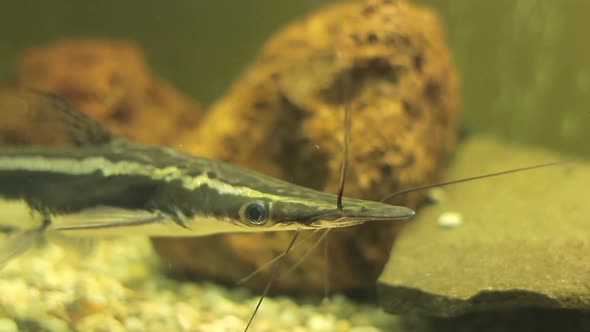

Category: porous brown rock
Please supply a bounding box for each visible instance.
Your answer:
[152,0,461,293]
[15,39,201,145]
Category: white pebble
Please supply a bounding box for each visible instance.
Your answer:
[77,314,126,332]
[124,317,146,332]
[40,318,71,332]
[174,303,201,330]
[0,318,18,332]
[350,326,381,332]
[438,211,463,228]
[197,315,244,332]
[307,313,335,331]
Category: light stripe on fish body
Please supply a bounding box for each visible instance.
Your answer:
[0,89,414,265]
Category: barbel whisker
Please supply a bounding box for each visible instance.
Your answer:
[278,229,331,280]
[336,102,351,211]
[237,229,322,285]
[244,231,300,332]
[380,160,576,203]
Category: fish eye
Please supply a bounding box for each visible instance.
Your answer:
[241,200,269,225]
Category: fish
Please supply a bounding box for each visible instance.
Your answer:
[0,88,415,267]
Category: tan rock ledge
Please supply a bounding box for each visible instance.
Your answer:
[379,134,590,316]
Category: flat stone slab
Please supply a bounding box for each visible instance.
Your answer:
[378,135,590,316]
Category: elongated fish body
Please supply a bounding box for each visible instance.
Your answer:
[0,140,412,235]
[0,89,414,264]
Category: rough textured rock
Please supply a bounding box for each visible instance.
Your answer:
[15,39,201,144]
[152,0,460,293]
[402,308,590,332]
[378,135,590,316]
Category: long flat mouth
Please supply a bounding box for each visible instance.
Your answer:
[309,205,415,228]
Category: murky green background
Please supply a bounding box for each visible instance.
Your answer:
[415,0,590,155]
[1,0,589,154]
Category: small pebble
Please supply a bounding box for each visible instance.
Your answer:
[124,317,146,332]
[0,318,18,332]
[0,238,400,332]
[307,313,336,331]
[41,318,71,332]
[349,326,382,332]
[438,211,463,228]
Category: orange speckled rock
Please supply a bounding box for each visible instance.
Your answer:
[152,0,461,293]
[15,39,201,145]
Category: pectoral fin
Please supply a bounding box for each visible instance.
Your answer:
[52,206,165,231]
[0,228,44,267]
[0,206,165,268]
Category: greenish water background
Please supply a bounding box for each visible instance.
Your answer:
[415,0,590,155]
[1,0,589,154]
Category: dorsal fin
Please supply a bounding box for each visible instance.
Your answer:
[0,87,116,148]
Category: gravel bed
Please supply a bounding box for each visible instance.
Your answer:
[0,237,400,332]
